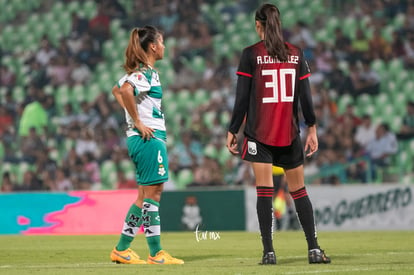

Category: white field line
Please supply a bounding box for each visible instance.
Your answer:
[0,263,115,269]
[281,266,414,275]
[230,250,414,261]
[1,251,413,269]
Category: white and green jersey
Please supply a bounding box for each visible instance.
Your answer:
[117,67,166,138]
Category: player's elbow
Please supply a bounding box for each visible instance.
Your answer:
[112,86,120,97]
[119,84,134,99]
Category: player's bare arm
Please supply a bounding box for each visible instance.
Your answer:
[112,85,125,108]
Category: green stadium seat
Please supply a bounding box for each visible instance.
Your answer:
[193,88,209,106]
[388,58,404,77]
[393,93,408,115]
[0,142,4,161]
[102,40,115,60]
[409,140,414,151]
[87,83,101,103]
[374,93,389,107]
[12,86,25,103]
[204,144,218,159]
[220,111,230,127]
[55,85,71,113]
[97,71,112,91]
[51,1,64,15]
[281,10,296,28]
[356,93,373,108]
[120,159,134,174]
[100,160,117,189]
[398,151,413,174]
[393,13,406,29]
[175,169,193,189]
[190,56,206,74]
[315,29,331,44]
[163,100,178,121]
[338,60,349,74]
[166,134,175,149]
[176,89,191,111]
[71,85,86,105]
[102,171,118,190]
[381,108,401,132]
[110,19,122,35]
[229,33,243,52]
[371,59,387,76]
[337,94,354,114]
[381,25,395,42]
[62,139,75,152]
[15,162,32,184]
[309,0,324,14]
[217,145,232,165]
[82,1,97,19]
[343,17,358,39]
[202,111,216,129]
[49,149,61,165]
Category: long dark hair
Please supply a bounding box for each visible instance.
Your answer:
[255,3,289,62]
[123,25,161,74]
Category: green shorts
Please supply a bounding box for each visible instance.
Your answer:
[126,131,169,185]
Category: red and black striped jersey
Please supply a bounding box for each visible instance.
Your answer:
[229,41,316,147]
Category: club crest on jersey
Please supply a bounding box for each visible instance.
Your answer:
[248,141,257,155]
[158,164,166,176]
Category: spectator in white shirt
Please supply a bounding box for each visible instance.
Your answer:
[354,114,377,148]
[365,123,398,181]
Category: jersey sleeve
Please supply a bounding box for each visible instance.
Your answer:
[229,48,253,134]
[299,50,311,80]
[298,50,316,126]
[125,72,151,96]
[236,47,253,78]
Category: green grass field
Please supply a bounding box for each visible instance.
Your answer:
[0,231,413,275]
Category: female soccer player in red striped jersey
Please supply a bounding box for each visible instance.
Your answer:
[226,3,330,265]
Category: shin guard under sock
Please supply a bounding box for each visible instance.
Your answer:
[256,186,274,253]
[116,204,142,251]
[290,187,319,250]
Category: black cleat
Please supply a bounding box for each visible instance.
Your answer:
[308,248,331,264]
[260,251,276,265]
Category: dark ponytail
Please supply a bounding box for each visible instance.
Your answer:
[123,25,161,74]
[255,3,289,62]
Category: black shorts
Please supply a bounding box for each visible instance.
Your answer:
[241,135,304,170]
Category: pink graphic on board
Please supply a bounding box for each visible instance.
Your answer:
[22,190,139,235]
[17,216,31,226]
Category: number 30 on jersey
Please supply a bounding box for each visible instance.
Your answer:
[262,69,296,103]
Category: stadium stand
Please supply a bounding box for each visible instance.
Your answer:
[1,0,414,192]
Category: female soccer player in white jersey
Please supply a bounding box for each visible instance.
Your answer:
[110,26,183,265]
[226,3,330,265]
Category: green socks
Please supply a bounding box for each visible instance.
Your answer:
[142,198,162,256]
[115,199,162,256]
[116,204,142,251]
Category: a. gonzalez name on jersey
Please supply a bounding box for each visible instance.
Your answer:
[257,55,299,65]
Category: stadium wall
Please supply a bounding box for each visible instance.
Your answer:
[0,185,412,235]
[246,184,414,231]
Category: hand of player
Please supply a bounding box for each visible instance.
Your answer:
[226,132,239,155]
[304,125,318,157]
[134,121,154,140]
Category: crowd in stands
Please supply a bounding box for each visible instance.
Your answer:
[1,0,414,192]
